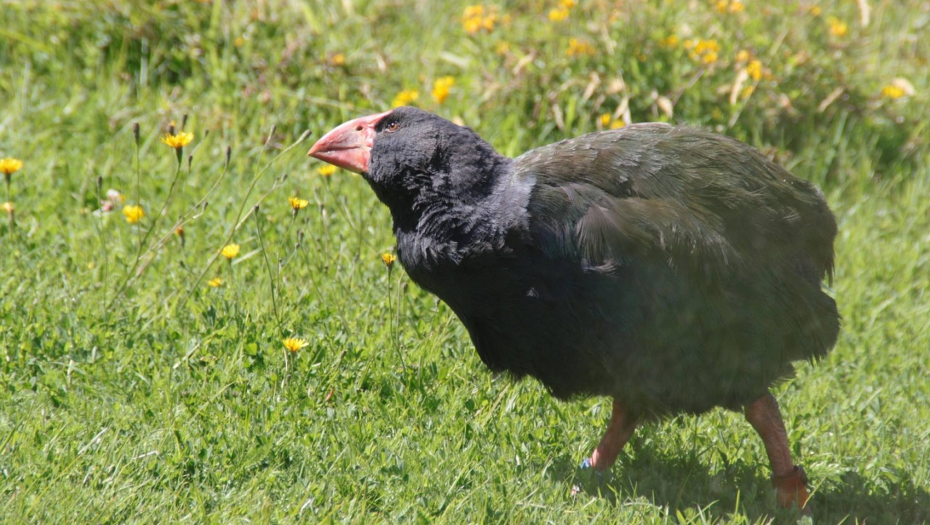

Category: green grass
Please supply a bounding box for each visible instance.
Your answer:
[1,0,928,523]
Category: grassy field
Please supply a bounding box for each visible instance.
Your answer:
[1,0,928,523]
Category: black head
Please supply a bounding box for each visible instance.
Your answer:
[368,107,509,210]
[310,107,511,219]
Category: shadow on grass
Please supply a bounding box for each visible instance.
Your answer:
[552,440,930,524]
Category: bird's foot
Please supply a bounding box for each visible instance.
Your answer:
[578,457,606,490]
[577,400,637,493]
[586,400,636,471]
[586,442,620,471]
[579,440,621,491]
[772,465,811,514]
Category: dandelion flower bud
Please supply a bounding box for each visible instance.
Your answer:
[381,252,397,269]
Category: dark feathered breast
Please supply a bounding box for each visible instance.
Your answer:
[428,124,839,419]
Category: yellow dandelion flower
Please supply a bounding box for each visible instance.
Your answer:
[716,0,743,12]
[881,85,906,99]
[885,78,915,97]
[599,113,625,129]
[283,337,310,353]
[1,202,13,214]
[566,38,596,57]
[431,76,455,104]
[161,131,194,149]
[207,277,223,287]
[746,60,763,81]
[381,252,397,268]
[463,5,484,18]
[662,35,679,48]
[0,158,23,176]
[693,39,720,55]
[392,89,419,108]
[330,53,346,66]
[317,164,337,177]
[809,6,822,17]
[463,5,498,35]
[463,17,482,34]
[481,13,497,31]
[736,49,751,62]
[123,205,145,224]
[828,17,848,37]
[560,0,576,7]
[689,39,721,64]
[548,7,569,22]
[288,196,309,211]
[221,243,240,260]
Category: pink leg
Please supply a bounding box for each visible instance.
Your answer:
[588,400,638,470]
[745,393,811,511]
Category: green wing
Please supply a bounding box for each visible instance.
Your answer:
[516,123,836,284]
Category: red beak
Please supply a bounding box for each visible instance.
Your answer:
[308,111,391,174]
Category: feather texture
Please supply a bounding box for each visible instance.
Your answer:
[362,109,838,419]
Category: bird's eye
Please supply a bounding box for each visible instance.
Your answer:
[384,121,400,133]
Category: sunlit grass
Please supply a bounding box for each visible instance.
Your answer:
[0,1,927,523]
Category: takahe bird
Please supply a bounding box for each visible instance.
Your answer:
[309,107,839,510]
